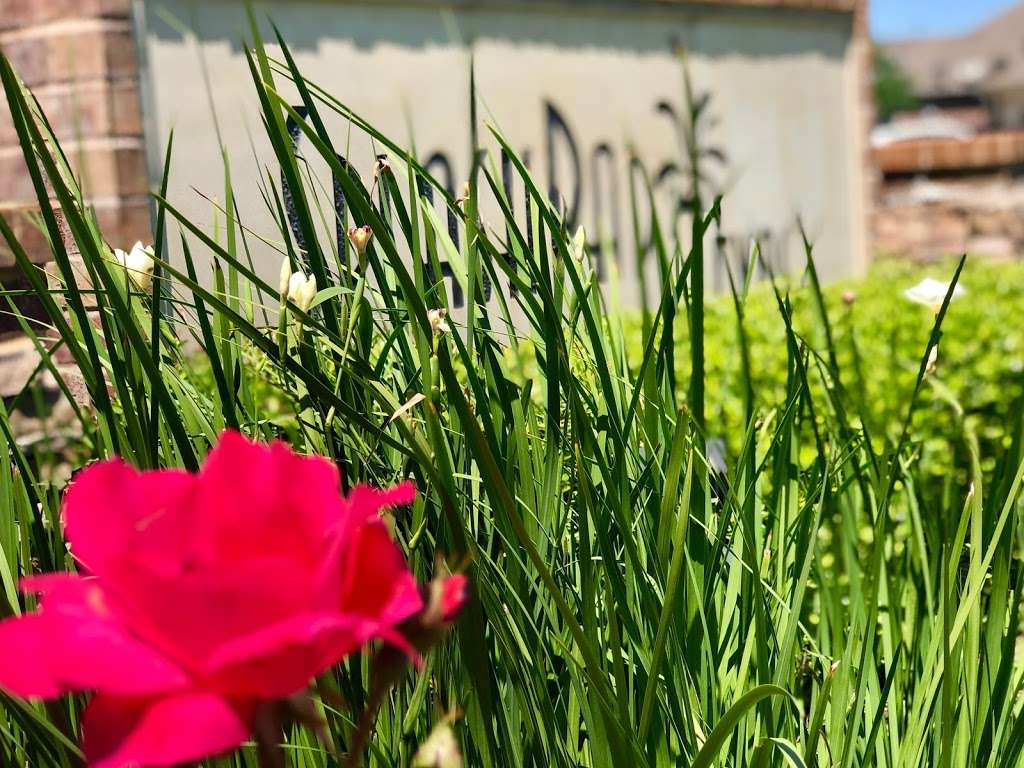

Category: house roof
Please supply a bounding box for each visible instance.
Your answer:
[884,2,1024,98]
[657,0,856,9]
[392,0,859,12]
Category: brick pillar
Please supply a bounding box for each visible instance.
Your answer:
[0,0,150,395]
[0,0,151,272]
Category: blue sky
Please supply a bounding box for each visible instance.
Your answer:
[871,0,1020,41]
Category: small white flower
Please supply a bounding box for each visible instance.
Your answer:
[347,225,373,257]
[412,720,462,768]
[279,257,292,296]
[286,270,317,312]
[347,225,373,271]
[925,344,939,376]
[298,278,317,311]
[571,226,587,263]
[904,277,965,312]
[113,241,156,291]
[428,307,450,336]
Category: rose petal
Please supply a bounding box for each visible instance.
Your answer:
[83,692,252,768]
[204,611,421,698]
[193,431,346,566]
[203,613,377,697]
[342,482,416,525]
[62,460,197,575]
[0,616,62,698]
[339,521,422,624]
[0,576,187,699]
[440,574,468,623]
[99,556,311,671]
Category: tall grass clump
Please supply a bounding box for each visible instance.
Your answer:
[0,17,1023,768]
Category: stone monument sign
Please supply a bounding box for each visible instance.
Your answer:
[134,0,869,300]
[1,0,869,315]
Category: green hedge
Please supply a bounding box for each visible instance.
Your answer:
[626,257,1024,484]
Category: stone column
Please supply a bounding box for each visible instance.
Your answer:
[0,0,151,397]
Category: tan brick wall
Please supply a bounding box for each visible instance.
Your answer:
[874,131,1024,175]
[0,0,149,269]
[0,0,133,31]
[874,175,1024,261]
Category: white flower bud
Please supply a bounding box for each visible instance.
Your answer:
[412,721,462,768]
[287,270,317,312]
[925,344,939,376]
[347,225,373,256]
[298,274,317,312]
[428,307,450,336]
[114,241,156,291]
[571,226,587,263]
[279,257,292,296]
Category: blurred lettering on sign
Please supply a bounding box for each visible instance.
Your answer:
[137,0,868,304]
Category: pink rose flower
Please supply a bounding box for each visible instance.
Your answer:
[0,431,465,768]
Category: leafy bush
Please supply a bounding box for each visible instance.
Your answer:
[627,257,1024,490]
[873,48,918,122]
[0,21,1021,768]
